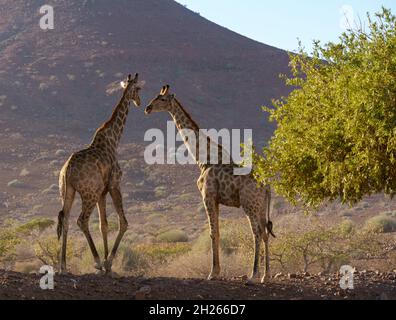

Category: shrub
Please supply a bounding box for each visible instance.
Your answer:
[154,186,168,199]
[364,215,396,234]
[16,218,55,236]
[197,203,206,215]
[156,229,189,243]
[337,219,355,236]
[136,243,191,264]
[0,228,20,264]
[34,235,75,267]
[193,219,252,256]
[117,245,149,275]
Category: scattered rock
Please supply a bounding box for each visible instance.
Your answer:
[31,205,43,214]
[42,184,58,195]
[134,285,151,300]
[288,273,297,279]
[7,179,27,188]
[50,160,60,166]
[10,133,22,139]
[55,149,67,157]
[19,168,30,177]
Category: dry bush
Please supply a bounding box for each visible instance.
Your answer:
[156,229,189,243]
[152,251,250,279]
[364,214,396,233]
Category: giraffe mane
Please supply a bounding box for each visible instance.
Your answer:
[173,98,200,131]
[94,98,126,135]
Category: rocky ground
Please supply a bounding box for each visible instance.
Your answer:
[0,270,395,300]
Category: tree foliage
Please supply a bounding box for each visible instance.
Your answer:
[255,8,396,206]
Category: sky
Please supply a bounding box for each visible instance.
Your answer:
[175,0,396,52]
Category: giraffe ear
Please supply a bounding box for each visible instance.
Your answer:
[120,81,127,89]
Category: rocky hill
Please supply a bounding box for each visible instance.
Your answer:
[0,0,290,144]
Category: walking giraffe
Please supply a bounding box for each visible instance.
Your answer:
[57,73,142,274]
[145,85,275,283]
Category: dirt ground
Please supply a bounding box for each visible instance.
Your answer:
[0,270,395,300]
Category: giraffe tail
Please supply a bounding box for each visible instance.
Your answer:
[266,187,276,238]
[57,210,65,240]
[267,221,276,238]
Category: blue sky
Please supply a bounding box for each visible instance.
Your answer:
[175,0,396,52]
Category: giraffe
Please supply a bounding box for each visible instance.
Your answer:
[145,85,275,283]
[57,73,142,274]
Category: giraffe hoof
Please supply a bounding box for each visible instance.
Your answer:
[207,273,221,281]
[103,260,112,274]
[95,270,105,275]
[106,271,121,279]
[94,262,103,272]
[246,277,260,285]
[58,270,69,276]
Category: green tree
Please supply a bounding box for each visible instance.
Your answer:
[255,8,396,207]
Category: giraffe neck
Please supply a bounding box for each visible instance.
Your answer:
[91,95,130,153]
[168,99,229,171]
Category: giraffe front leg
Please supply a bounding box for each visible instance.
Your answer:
[203,197,220,281]
[105,186,128,274]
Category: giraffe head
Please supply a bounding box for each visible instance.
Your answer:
[145,85,175,114]
[120,73,142,107]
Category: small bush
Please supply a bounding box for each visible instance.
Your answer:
[156,230,189,243]
[118,245,149,275]
[147,213,166,222]
[136,243,191,264]
[337,219,355,236]
[384,211,396,218]
[0,228,20,264]
[193,219,252,256]
[34,235,75,267]
[364,215,396,233]
[154,186,168,199]
[16,218,55,235]
[197,203,206,215]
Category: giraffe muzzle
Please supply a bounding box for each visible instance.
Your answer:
[145,106,153,114]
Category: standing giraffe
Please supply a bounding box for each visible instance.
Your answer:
[57,73,142,274]
[145,85,275,283]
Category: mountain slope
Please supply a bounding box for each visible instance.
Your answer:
[0,0,290,144]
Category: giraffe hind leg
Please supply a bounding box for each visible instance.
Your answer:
[97,192,109,261]
[261,234,271,283]
[104,186,128,274]
[58,185,75,274]
[78,196,102,272]
[245,212,262,283]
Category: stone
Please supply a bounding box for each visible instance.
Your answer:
[55,149,67,157]
[7,179,27,188]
